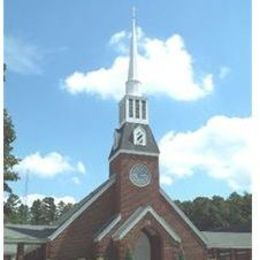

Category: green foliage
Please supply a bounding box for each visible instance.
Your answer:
[4,109,20,193]
[5,196,74,225]
[17,204,30,224]
[57,201,74,219]
[31,199,45,225]
[176,192,252,231]
[4,193,21,223]
[41,197,57,224]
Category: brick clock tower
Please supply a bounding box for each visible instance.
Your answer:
[109,8,160,219]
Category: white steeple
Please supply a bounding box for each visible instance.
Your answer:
[125,7,141,96]
[118,7,148,126]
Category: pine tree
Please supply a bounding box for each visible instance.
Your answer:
[4,194,21,223]
[31,199,44,225]
[42,197,57,224]
[4,109,20,193]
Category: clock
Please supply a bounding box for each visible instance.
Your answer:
[129,163,151,187]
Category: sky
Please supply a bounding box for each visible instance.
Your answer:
[4,0,251,205]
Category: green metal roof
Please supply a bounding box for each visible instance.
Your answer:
[202,231,252,249]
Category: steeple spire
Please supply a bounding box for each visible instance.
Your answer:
[118,8,148,126]
[126,7,141,96]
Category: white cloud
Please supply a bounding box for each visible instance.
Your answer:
[109,30,129,53]
[15,152,86,178]
[76,162,86,174]
[160,175,174,186]
[19,194,76,207]
[71,177,80,185]
[219,66,231,79]
[63,28,214,101]
[4,35,43,75]
[159,116,252,191]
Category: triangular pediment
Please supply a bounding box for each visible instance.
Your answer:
[112,206,181,243]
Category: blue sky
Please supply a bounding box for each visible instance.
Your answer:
[4,0,251,205]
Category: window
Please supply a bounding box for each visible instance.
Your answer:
[142,100,146,119]
[133,127,146,146]
[129,99,133,118]
[135,100,140,118]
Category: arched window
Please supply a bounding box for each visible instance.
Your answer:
[133,126,146,146]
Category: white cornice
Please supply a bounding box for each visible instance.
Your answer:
[94,215,122,242]
[109,149,159,163]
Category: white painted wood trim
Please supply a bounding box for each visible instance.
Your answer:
[109,149,159,163]
[112,206,181,243]
[94,215,121,242]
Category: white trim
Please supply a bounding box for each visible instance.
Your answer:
[109,149,159,163]
[112,206,181,243]
[207,245,252,249]
[94,215,122,242]
[48,177,115,240]
[160,189,208,245]
[120,118,149,127]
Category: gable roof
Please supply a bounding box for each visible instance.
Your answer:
[5,224,56,244]
[109,122,160,160]
[48,176,115,240]
[202,232,252,249]
[160,188,208,245]
[112,206,181,243]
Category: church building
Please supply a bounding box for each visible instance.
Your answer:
[4,10,251,260]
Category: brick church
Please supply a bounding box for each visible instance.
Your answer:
[4,10,251,260]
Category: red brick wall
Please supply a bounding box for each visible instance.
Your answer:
[109,153,160,218]
[48,184,116,260]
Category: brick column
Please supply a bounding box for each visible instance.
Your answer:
[16,243,24,260]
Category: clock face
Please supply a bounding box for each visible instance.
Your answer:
[129,164,151,187]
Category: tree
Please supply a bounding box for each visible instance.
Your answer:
[41,197,57,224]
[57,201,74,219]
[4,109,20,193]
[31,199,44,225]
[4,193,21,223]
[17,204,30,224]
[177,192,251,231]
